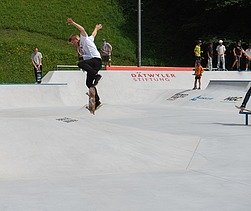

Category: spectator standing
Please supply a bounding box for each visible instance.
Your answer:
[31,48,43,84]
[101,39,112,69]
[76,48,84,61]
[231,40,243,71]
[194,40,203,65]
[207,42,213,71]
[193,61,204,90]
[245,44,251,70]
[216,40,226,71]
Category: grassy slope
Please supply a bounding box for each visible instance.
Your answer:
[0,0,136,83]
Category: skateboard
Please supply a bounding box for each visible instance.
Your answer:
[86,87,96,115]
[37,71,42,83]
[235,105,251,113]
[36,67,42,84]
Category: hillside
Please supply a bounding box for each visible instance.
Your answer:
[0,0,136,83]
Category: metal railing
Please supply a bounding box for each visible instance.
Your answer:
[56,65,79,71]
[56,64,106,71]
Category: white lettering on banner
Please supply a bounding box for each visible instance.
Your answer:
[131,72,176,82]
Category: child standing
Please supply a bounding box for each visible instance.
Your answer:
[193,61,204,90]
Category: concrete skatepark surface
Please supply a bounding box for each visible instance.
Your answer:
[0,69,251,210]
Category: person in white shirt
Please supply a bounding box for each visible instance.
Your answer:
[31,48,43,84]
[67,18,102,108]
[101,39,113,69]
[245,44,251,70]
[216,40,226,71]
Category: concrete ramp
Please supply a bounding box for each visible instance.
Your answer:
[43,70,251,107]
[48,70,195,105]
[96,71,251,108]
[165,79,251,110]
[1,70,250,109]
[0,83,71,109]
[0,71,86,109]
[206,79,251,90]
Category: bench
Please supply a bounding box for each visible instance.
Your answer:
[239,111,251,125]
[56,65,79,71]
[56,64,106,71]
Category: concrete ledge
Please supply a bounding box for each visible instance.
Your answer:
[0,83,68,86]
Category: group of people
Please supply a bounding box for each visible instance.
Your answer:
[193,39,251,111]
[194,40,251,71]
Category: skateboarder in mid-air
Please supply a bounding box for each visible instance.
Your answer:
[67,18,102,109]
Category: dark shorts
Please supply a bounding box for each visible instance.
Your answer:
[234,55,241,61]
[102,55,110,63]
[78,58,102,88]
[195,75,201,79]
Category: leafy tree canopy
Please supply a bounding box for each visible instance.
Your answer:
[119,0,251,66]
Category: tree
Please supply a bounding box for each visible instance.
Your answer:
[118,0,251,66]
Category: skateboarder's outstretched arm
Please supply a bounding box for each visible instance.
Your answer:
[91,24,103,38]
[67,18,88,37]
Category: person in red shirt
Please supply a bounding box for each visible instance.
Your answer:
[193,61,204,90]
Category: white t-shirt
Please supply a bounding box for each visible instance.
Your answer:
[216,45,226,55]
[102,42,112,55]
[245,48,251,57]
[79,34,101,60]
[31,52,42,65]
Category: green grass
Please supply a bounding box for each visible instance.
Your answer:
[0,0,136,83]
